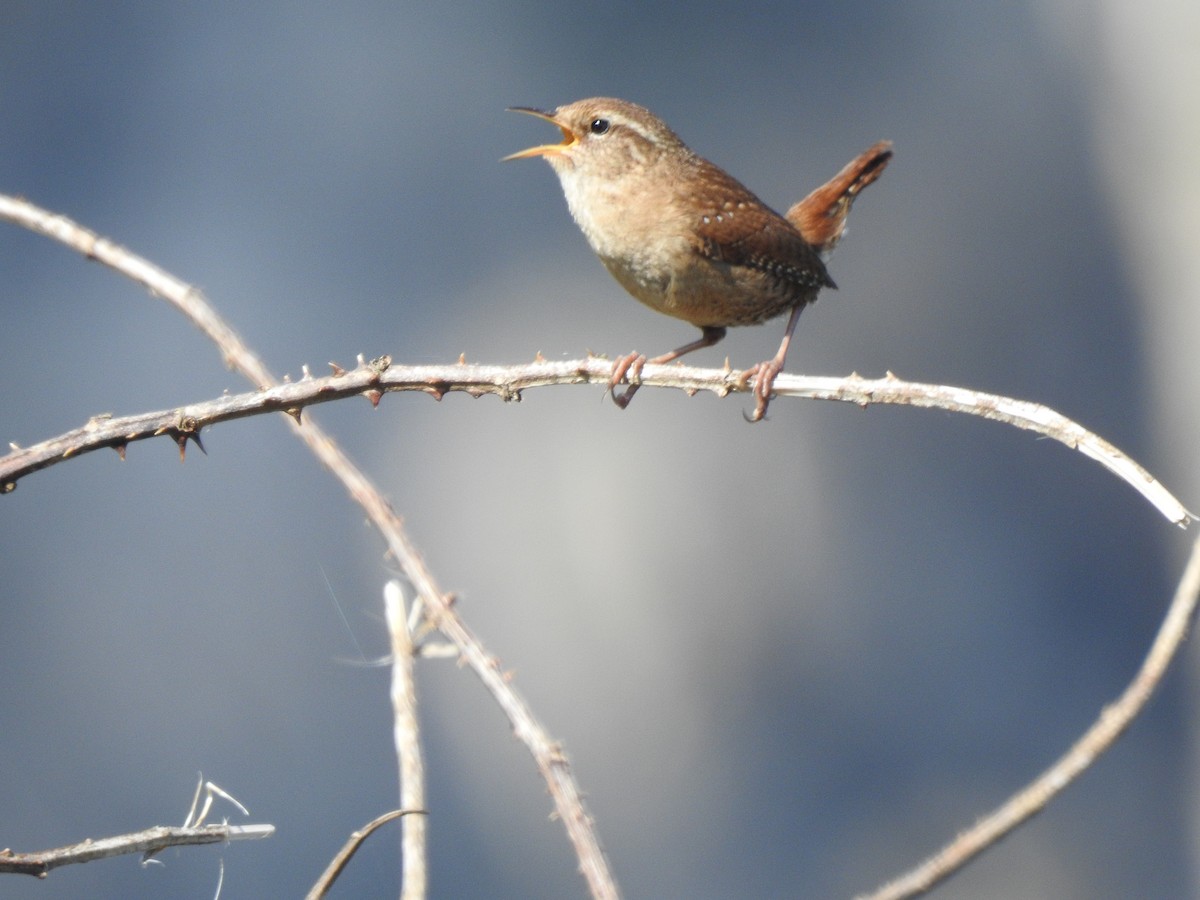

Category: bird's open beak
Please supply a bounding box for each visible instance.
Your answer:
[502,107,579,160]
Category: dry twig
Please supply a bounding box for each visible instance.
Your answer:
[305,809,423,900]
[0,823,273,878]
[385,581,427,899]
[859,530,1200,898]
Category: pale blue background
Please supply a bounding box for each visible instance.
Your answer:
[2,3,1197,898]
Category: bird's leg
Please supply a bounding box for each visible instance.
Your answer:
[611,325,726,409]
[739,306,803,422]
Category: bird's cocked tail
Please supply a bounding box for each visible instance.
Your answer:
[786,141,892,255]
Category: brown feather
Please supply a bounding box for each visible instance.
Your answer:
[786,141,893,253]
[686,157,834,298]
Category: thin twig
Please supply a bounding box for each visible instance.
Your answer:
[0,359,1190,530]
[0,192,620,899]
[0,824,274,878]
[305,810,422,900]
[858,530,1200,899]
[385,581,427,899]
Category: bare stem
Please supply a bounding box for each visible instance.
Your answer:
[385,581,427,899]
[305,810,421,900]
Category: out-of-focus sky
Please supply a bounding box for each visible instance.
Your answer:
[2,3,1198,898]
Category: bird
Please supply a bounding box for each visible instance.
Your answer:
[505,97,891,420]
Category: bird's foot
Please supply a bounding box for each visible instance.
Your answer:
[738,357,785,422]
[609,351,647,409]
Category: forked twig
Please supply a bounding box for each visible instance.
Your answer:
[0,825,272,877]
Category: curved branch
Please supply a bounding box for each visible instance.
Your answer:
[306,809,423,900]
[858,530,1200,899]
[0,358,1191,530]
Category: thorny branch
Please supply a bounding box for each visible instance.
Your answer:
[0,358,1191,529]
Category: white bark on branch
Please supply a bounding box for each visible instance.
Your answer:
[1,357,1191,529]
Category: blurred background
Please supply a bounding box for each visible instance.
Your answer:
[2,3,1198,898]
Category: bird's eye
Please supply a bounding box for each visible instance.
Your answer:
[589,118,611,135]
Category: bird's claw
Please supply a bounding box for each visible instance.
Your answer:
[739,359,784,422]
[609,351,647,409]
